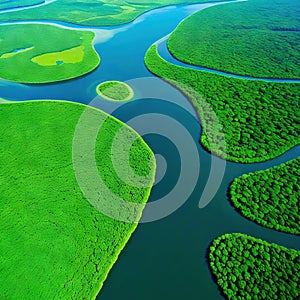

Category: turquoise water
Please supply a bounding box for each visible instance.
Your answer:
[0,2,299,300]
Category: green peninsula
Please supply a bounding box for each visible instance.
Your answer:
[209,233,300,300]
[168,0,300,79]
[145,45,300,162]
[0,24,100,83]
[230,156,300,235]
[0,100,155,299]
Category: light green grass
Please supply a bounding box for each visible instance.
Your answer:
[168,0,300,79]
[31,45,85,66]
[96,81,134,101]
[145,45,300,163]
[209,233,300,299]
[0,0,234,26]
[0,24,100,83]
[230,156,300,235]
[0,100,156,299]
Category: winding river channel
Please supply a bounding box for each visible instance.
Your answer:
[0,1,299,299]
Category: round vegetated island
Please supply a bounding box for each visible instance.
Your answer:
[96,81,134,101]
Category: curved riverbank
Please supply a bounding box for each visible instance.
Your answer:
[157,35,300,83]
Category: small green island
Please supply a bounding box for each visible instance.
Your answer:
[209,233,300,300]
[96,81,134,101]
[0,100,155,298]
[230,156,300,235]
[0,24,100,83]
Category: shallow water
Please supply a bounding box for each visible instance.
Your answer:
[0,2,299,300]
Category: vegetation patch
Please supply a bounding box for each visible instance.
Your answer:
[0,24,100,83]
[209,233,300,300]
[0,46,35,59]
[145,45,300,163]
[0,100,155,299]
[96,80,134,101]
[168,0,300,79]
[0,0,233,26]
[31,45,84,66]
[230,156,300,235]
[0,0,43,11]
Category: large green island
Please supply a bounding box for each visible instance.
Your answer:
[0,100,156,298]
[0,24,100,83]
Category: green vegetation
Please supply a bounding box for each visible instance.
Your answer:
[230,157,300,235]
[168,0,300,79]
[31,45,85,66]
[0,24,99,83]
[97,81,134,101]
[209,233,300,300]
[145,45,300,163]
[0,0,43,10]
[0,100,155,299]
[0,0,232,26]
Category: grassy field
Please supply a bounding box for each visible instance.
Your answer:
[0,100,156,299]
[145,45,300,163]
[168,0,300,79]
[230,157,300,235]
[0,0,43,10]
[209,233,300,299]
[0,24,100,83]
[96,81,134,101]
[0,0,233,26]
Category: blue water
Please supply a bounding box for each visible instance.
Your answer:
[0,2,299,300]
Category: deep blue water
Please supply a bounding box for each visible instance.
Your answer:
[0,2,299,300]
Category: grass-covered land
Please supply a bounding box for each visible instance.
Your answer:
[230,157,300,235]
[168,0,300,79]
[0,0,232,26]
[0,0,43,11]
[0,100,155,299]
[209,233,300,299]
[97,81,134,101]
[0,24,100,83]
[145,45,300,163]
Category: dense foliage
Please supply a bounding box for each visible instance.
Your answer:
[0,24,99,83]
[0,0,43,10]
[97,81,133,101]
[230,157,300,235]
[0,101,155,299]
[145,45,300,163]
[168,0,300,79]
[0,0,233,26]
[209,233,300,300]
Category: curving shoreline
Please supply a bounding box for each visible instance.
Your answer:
[0,0,56,14]
[156,35,300,83]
